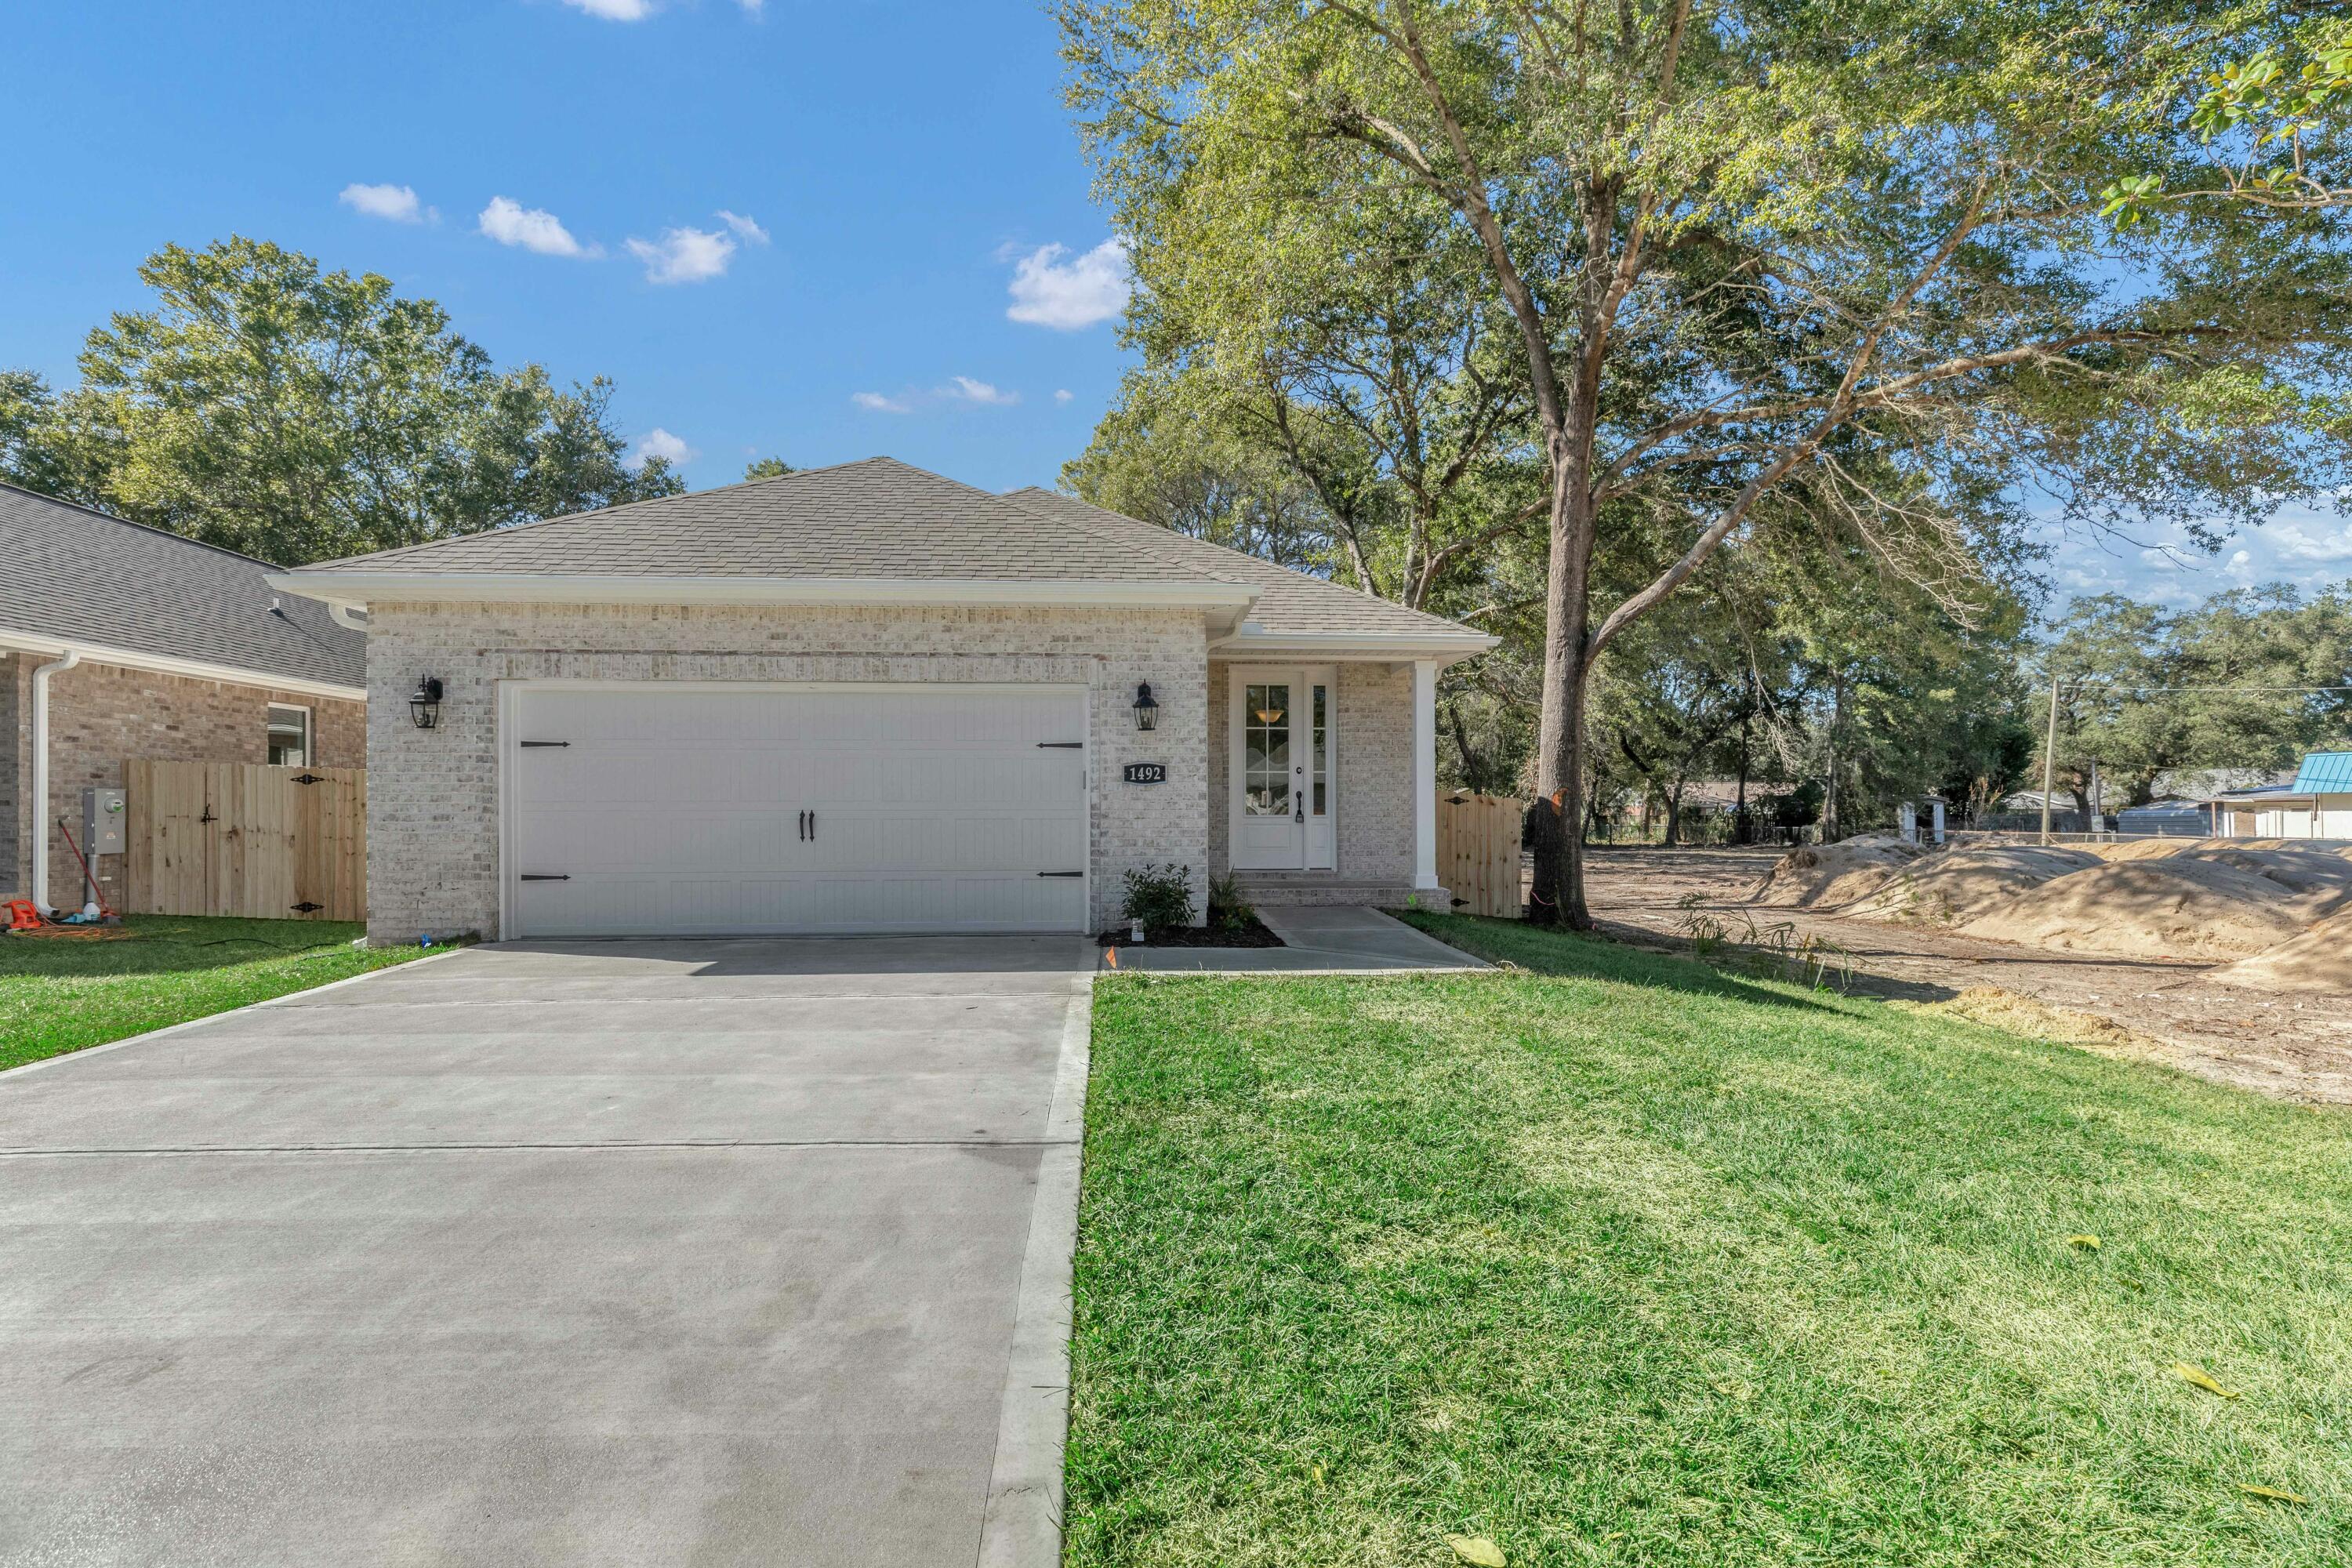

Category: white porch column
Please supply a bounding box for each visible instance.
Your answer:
[1411,659,1440,890]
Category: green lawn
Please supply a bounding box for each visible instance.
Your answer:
[1067,913,2352,1567]
[1,915,430,1072]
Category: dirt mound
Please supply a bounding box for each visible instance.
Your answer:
[2091,837,2206,862]
[2192,845,2352,902]
[1843,845,2102,925]
[2209,912,2352,994]
[1751,836,1926,908]
[1959,857,2314,960]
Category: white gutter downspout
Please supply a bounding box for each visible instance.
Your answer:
[28,648,82,916]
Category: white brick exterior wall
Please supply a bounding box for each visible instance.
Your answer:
[1205,659,1416,885]
[361,601,1209,942]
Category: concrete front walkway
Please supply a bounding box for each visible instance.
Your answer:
[0,936,1092,1566]
[1105,904,1489,973]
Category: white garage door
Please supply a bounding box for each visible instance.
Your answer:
[505,684,1090,938]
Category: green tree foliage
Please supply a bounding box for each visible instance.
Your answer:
[2034,586,2352,810]
[742,457,797,481]
[1,238,681,563]
[1059,0,2352,924]
[1063,376,1338,572]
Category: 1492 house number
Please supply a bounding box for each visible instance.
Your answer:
[1122,763,1167,785]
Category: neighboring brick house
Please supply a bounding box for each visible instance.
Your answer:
[270,458,1492,943]
[1,484,366,912]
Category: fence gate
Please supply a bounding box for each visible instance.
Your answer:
[123,760,366,921]
[1437,791,1526,919]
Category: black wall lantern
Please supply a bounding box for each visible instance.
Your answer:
[1132,681,1160,731]
[408,677,445,730]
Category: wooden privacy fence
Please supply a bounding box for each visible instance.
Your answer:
[123,760,367,921]
[1438,791,1526,918]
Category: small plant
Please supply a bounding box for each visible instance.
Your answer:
[1207,871,1256,932]
[1120,863,1195,938]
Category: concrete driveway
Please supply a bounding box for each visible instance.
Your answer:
[0,937,1091,1566]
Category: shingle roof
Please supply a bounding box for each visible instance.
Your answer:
[0,483,365,690]
[284,456,1489,647]
[2293,751,2352,793]
[289,458,1217,583]
[998,487,1482,644]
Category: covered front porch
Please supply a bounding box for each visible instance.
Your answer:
[1203,655,1451,910]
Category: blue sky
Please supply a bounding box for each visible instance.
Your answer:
[5,0,1125,495]
[5,0,2346,612]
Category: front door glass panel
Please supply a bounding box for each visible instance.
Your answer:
[1244,683,1291,815]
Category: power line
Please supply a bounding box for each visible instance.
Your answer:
[2056,682,2352,695]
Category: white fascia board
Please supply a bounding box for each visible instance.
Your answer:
[267,571,1262,617]
[1211,627,1497,665]
[0,628,366,702]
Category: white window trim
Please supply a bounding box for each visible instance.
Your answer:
[267,701,314,768]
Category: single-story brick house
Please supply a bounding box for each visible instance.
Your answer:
[2,483,366,913]
[270,458,1493,942]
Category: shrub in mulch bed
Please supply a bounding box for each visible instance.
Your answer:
[1094,915,1285,949]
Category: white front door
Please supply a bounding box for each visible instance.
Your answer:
[1229,666,1336,871]
[503,683,1090,937]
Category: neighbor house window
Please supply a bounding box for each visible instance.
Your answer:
[267,704,312,766]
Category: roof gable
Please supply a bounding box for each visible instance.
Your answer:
[274,458,1490,652]
[289,458,1222,584]
[0,483,365,691]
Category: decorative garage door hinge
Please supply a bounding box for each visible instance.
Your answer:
[519,740,571,748]
[519,873,571,881]
[289,901,324,913]
[1036,870,1083,878]
[290,772,325,786]
[1035,741,1083,749]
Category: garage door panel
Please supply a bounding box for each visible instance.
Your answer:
[507,687,1090,937]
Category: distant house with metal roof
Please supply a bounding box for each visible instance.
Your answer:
[2211,752,2352,839]
[2,483,367,910]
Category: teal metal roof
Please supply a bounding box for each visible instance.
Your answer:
[2292,752,2352,792]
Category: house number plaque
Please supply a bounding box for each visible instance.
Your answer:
[1122,763,1167,785]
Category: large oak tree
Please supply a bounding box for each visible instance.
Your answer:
[1060,0,2352,924]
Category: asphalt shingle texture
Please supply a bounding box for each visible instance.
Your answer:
[288,456,1483,644]
[0,484,364,689]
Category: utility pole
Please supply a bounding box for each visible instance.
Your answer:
[2039,673,2061,846]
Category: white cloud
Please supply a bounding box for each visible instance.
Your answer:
[1054,388,1074,404]
[852,391,911,413]
[562,0,655,18]
[716,209,770,245]
[339,182,425,223]
[628,427,694,469]
[626,226,735,284]
[479,196,595,257]
[737,0,764,13]
[1004,238,1131,330]
[945,375,1019,406]
[2040,500,2352,610]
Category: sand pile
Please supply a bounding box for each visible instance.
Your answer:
[2209,911,2352,993]
[1843,845,2102,925]
[1750,836,1926,908]
[1957,856,2322,960]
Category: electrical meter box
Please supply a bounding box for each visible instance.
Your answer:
[82,787,127,855]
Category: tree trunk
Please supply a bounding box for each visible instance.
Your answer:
[1734,694,1753,845]
[1524,789,1572,925]
[1822,672,1846,844]
[1531,459,1598,927]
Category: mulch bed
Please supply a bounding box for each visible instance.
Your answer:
[1095,913,1285,949]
